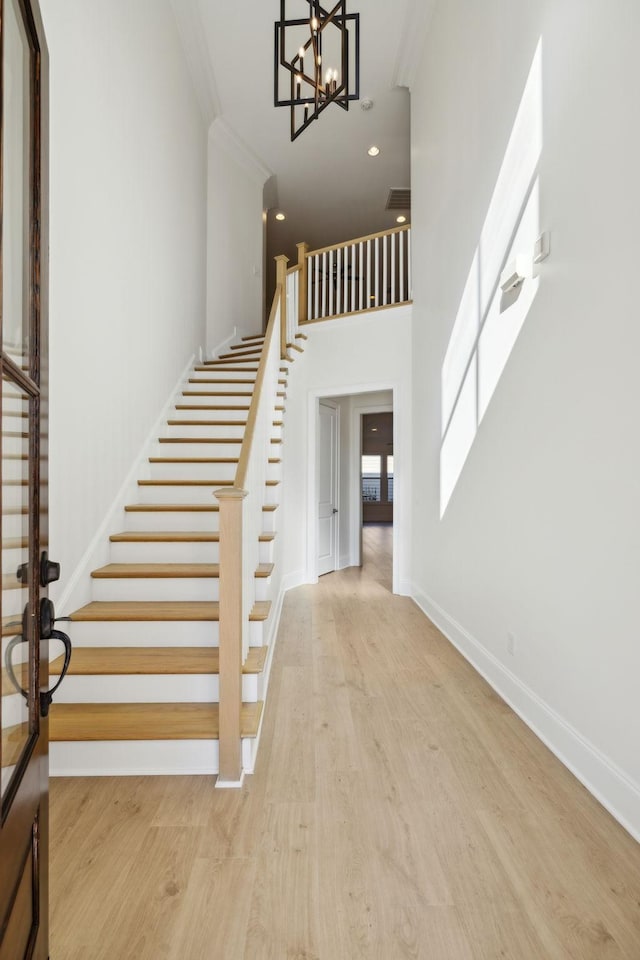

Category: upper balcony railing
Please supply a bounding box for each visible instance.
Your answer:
[291,224,412,324]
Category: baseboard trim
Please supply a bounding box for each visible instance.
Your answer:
[215,772,246,789]
[412,586,640,843]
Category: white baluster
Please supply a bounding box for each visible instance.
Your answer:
[391,231,396,304]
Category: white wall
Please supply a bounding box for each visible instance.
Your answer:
[207,120,268,351]
[281,307,412,595]
[410,0,640,837]
[41,0,207,605]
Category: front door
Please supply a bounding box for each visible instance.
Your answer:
[0,0,50,957]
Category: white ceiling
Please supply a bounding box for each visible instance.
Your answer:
[191,0,421,263]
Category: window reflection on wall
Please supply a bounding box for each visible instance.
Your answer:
[440,40,543,517]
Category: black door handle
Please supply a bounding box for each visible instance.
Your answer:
[39,598,72,717]
[40,551,61,587]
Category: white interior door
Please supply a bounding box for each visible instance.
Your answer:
[317,401,339,576]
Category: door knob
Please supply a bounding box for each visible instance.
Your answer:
[40,551,61,587]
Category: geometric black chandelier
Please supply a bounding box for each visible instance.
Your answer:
[274,1,360,141]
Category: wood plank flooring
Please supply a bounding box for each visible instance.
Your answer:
[50,523,640,959]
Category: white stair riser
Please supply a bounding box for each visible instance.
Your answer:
[69,620,221,646]
[262,510,278,533]
[137,484,233,505]
[189,370,258,382]
[3,460,29,482]
[3,692,28,728]
[110,540,221,564]
[259,540,275,564]
[266,484,281,505]
[92,576,221,602]
[147,461,238,481]
[164,423,245,440]
[176,396,251,410]
[254,577,272,602]
[68,618,266,647]
[2,513,28,538]
[50,740,220,776]
[155,441,242,459]
[181,391,253,404]
[173,406,250,422]
[51,673,258,703]
[2,547,28,568]
[4,587,23,611]
[124,510,220,532]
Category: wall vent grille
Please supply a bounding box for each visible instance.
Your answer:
[386,188,411,211]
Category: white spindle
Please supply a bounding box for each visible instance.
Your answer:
[351,244,356,313]
[308,258,313,320]
[359,242,364,312]
[328,250,334,316]
[391,231,396,304]
[407,229,412,299]
[322,251,327,318]
[383,235,388,306]
[336,248,342,316]
[399,230,405,302]
[342,247,351,313]
[375,237,380,307]
[366,239,371,306]
[314,255,320,319]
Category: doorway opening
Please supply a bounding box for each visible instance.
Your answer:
[311,389,394,588]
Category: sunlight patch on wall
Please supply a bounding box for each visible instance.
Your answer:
[440,40,543,517]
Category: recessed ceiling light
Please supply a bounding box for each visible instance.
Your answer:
[371,427,378,432]
[396,215,407,224]
[367,146,380,157]
[275,212,286,221]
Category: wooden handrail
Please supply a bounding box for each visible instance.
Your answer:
[306,224,410,258]
[234,285,281,490]
[286,264,302,276]
[275,255,289,361]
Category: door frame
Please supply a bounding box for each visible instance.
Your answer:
[305,382,405,594]
[316,399,339,576]
[0,0,50,956]
[352,401,393,564]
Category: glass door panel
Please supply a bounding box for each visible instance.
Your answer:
[1,380,33,802]
[2,0,32,369]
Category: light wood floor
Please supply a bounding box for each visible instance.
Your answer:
[50,524,640,959]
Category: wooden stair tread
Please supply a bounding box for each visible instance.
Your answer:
[182,390,253,397]
[165,422,248,428]
[124,503,275,514]
[149,457,239,464]
[51,646,267,676]
[175,405,249,411]
[91,562,273,579]
[194,366,257,373]
[159,437,242,444]
[138,479,233,487]
[110,531,221,543]
[49,701,263,741]
[69,600,271,622]
[241,334,265,341]
[188,379,256,385]
[125,504,220,513]
[219,350,261,359]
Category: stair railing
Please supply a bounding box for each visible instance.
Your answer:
[214,282,284,784]
[297,224,412,323]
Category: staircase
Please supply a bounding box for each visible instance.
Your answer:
[48,330,303,777]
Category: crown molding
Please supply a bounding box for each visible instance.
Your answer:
[169,0,221,124]
[392,0,437,90]
[209,118,273,188]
